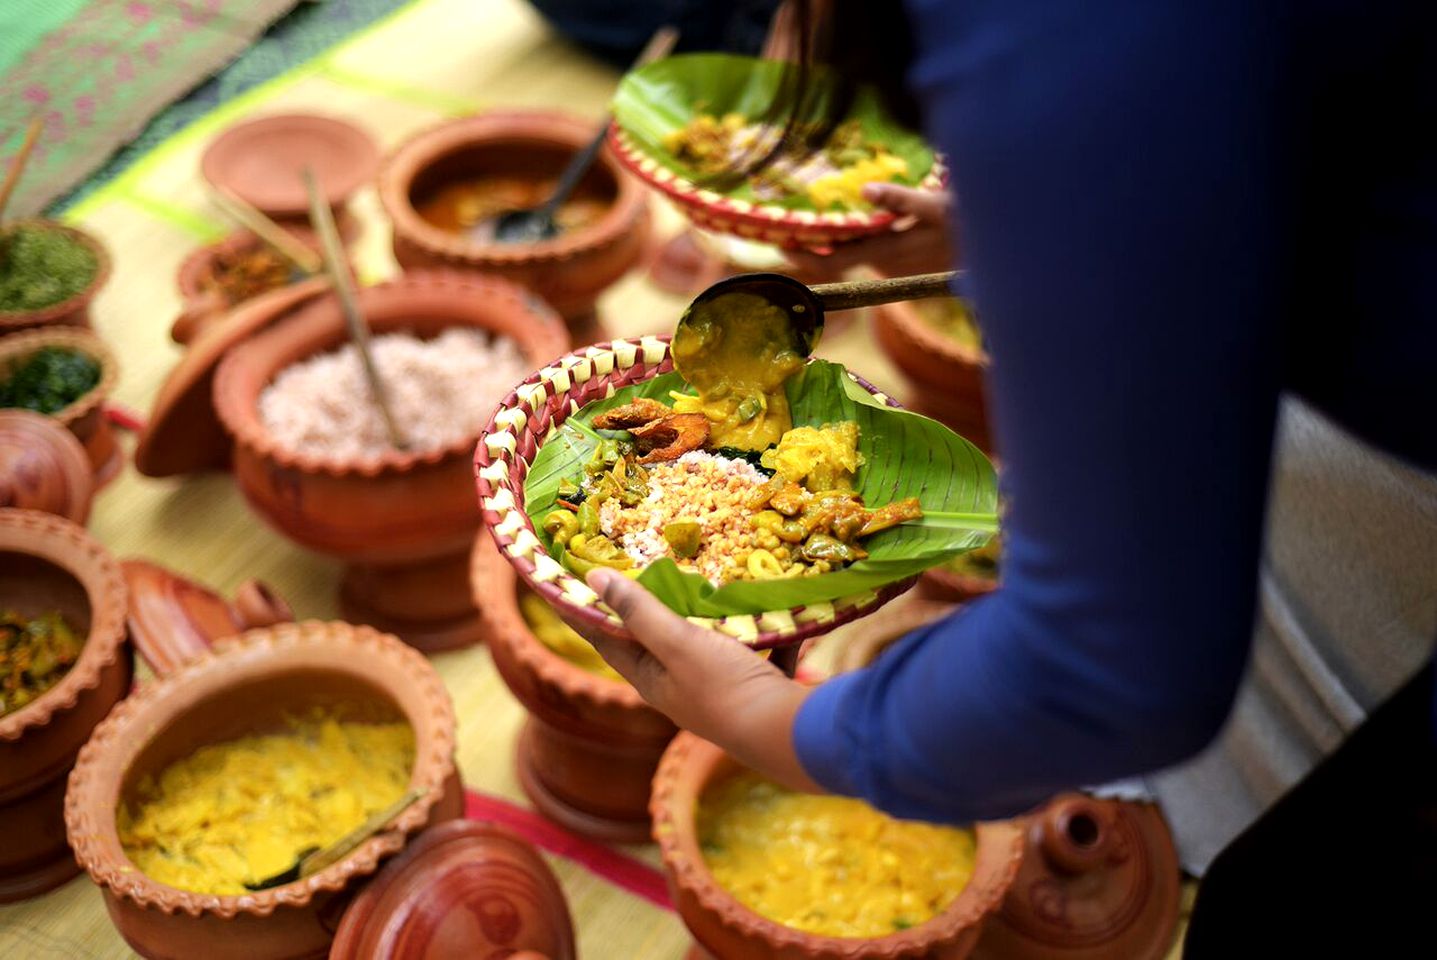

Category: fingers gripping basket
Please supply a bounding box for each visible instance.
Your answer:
[473,336,916,650]
[607,124,949,251]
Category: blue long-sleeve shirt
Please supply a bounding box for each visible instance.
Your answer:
[794,0,1437,823]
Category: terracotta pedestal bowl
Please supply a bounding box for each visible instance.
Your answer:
[65,621,464,960]
[0,326,122,485]
[213,271,569,652]
[652,734,1023,960]
[379,111,651,344]
[472,534,675,844]
[0,220,111,335]
[872,298,992,455]
[0,509,129,902]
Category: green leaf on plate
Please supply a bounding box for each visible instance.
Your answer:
[610,53,936,212]
[523,360,997,618]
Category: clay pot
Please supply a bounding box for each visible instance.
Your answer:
[379,111,651,342]
[0,220,112,335]
[472,534,675,843]
[201,113,379,221]
[0,326,122,485]
[0,508,130,902]
[832,597,957,676]
[652,733,1024,960]
[65,620,465,960]
[330,820,577,960]
[972,795,1182,960]
[872,297,992,454]
[213,271,569,652]
[0,409,94,523]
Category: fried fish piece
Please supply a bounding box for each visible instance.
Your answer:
[592,398,672,431]
[631,413,711,463]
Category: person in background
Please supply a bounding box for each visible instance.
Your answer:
[572,0,1437,953]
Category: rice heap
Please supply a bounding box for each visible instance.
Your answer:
[259,328,526,460]
[598,450,838,582]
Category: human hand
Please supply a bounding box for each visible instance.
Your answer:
[572,567,821,793]
[787,183,955,283]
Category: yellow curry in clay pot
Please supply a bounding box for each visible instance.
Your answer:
[698,773,978,938]
[117,710,414,895]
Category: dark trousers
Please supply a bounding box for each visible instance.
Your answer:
[1184,662,1437,956]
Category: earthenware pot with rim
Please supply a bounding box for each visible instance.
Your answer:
[213,271,570,653]
[0,409,94,523]
[471,534,676,844]
[831,595,958,676]
[651,733,1024,960]
[378,110,651,345]
[65,620,465,960]
[0,220,112,335]
[872,296,992,455]
[0,326,121,485]
[172,226,355,346]
[0,508,130,903]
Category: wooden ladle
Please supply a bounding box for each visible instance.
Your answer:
[681,270,958,356]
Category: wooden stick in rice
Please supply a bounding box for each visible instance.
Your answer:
[302,166,408,451]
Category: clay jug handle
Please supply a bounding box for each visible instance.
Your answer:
[1036,794,1114,875]
[232,579,294,629]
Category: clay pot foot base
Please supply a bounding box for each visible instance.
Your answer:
[339,554,484,654]
[339,586,484,654]
[0,853,82,904]
[515,721,654,845]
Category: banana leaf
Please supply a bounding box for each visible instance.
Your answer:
[523,360,997,618]
[610,53,935,212]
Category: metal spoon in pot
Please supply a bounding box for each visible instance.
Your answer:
[473,25,679,246]
[678,270,960,359]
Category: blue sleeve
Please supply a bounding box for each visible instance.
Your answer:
[795,0,1287,822]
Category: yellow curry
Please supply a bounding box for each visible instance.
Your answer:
[520,592,623,681]
[698,773,977,938]
[117,712,414,895]
[671,291,805,450]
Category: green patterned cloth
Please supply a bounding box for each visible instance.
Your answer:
[50,0,408,215]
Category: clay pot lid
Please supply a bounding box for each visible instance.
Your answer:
[975,794,1182,960]
[121,558,293,675]
[135,277,329,477]
[201,113,379,217]
[330,819,577,960]
[0,410,93,523]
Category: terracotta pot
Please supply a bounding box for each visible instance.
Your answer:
[213,271,569,652]
[330,820,577,960]
[65,620,465,960]
[379,111,651,340]
[201,114,380,220]
[471,534,675,843]
[832,597,958,676]
[972,795,1182,960]
[871,298,992,455]
[0,326,122,485]
[0,220,112,335]
[652,733,1024,960]
[0,509,130,902]
[0,409,94,523]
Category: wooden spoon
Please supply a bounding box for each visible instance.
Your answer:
[0,117,44,226]
[209,184,323,276]
[302,166,408,451]
[680,270,959,357]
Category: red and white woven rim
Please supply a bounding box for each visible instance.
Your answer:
[607,124,948,251]
[473,335,915,650]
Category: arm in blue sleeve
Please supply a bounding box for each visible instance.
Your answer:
[795,0,1288,822]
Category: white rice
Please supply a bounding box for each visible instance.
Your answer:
[258,327,526,460]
